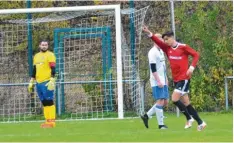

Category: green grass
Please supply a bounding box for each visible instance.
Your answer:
[0,112,232,142]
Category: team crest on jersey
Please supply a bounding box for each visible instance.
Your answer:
[35,62,44,65]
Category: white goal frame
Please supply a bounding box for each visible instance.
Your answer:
[0,5,124,119]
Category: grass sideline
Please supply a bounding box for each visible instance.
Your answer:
[0,112,232,142]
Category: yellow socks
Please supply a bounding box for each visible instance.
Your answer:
[43,106,49,121]
[49,105,56,121]
[43,105,56,127]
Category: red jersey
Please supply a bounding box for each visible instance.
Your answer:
[151,35,200,82]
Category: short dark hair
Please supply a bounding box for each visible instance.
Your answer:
[39,39,49,44]
[162,31,174,38]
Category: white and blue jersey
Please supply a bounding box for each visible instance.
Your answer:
[148,45,169,100]
[148,46,167,87]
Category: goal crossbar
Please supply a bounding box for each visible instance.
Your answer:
[0,5,120,14]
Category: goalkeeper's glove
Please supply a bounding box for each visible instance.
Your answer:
[28,79,35,93]
[45,77,56,91]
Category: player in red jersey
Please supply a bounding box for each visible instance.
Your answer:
[142,25,206,131]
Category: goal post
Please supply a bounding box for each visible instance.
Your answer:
[0,5,149,122]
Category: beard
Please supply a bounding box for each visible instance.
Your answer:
[40,48,48,52]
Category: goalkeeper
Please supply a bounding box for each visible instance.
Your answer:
[28,40,56,128]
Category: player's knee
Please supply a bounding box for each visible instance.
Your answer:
[156,99,164,106]
[47,100,54,106]
[181,97,190,106]
[183,101,190,106]
[172,100,180,105]
[42,100,54,106]
[171,96,179,102]
[164,100,168,106]
[171,91,181,102]
[171,98,179,102]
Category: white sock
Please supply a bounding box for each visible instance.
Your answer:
[147,104,157,118]
[155,105,164,125]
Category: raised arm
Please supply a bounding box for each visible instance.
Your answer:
[142,25,169,53]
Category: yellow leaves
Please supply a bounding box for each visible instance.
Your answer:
[210,67,227,82]
[0,1,25,9]
[227,69,233,76]
[93,0,103,5]
[16,41,27,51]
[189,64,232,110]
[204,74,211,82]
[212,68,220,81]
[190,91,204,111]
[31,1,53,8]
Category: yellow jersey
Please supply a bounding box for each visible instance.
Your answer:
[33,51,56,83]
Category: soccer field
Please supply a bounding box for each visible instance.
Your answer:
[0,112,232,142]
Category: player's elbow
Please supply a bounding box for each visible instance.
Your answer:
[49,62,56,68]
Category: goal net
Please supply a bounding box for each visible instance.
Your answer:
[0,5,148,122]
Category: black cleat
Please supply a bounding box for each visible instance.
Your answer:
[159,125,168,129]
[141,114,149,128]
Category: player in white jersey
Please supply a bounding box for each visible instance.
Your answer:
[141,34,169,129]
